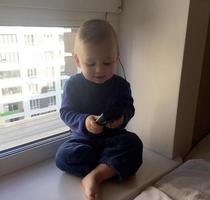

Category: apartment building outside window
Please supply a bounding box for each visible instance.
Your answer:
[24,34,34,45]
[43,34,53,40]
[30,96,56,110]
[45,66,54,77]
[44,51,54,61]
[0,70,20,79]
[30,99,40,109]
[0,34,17,44]
[0,26,78,153]
[24,34,54,46]
[60,65,65,76]
[48,96,56,106]
[0,52,19,63]
[28,83,39,94]
[47,81,56,91]
[3,102,24,114]
[27,68,37,78]
[2,86,22,96]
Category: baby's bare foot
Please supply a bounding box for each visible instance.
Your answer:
[81,174,102,200]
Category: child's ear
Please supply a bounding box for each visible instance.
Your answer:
[74,54,80,67]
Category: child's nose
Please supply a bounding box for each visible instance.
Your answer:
[95,65,103,73]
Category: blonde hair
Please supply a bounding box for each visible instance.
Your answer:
[74,19,119,55]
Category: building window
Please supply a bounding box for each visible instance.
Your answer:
[2,86,22,96]
[0,52,19,63]
[44,51,54,61]
[59,34,64,43]
[0,26,77,153]
[43,34,53,40]
[47,81,56,91]
[60,65,65,76]
[49,96,56,106]
[27,68,37,78]
[45,66,54,77]
[3,102,24,113]
[0,70,20,79]
[0,34,17,44]
[28,83,39,94]
[30,99,40,109]
[30,96,56,110]
[24,34,34,45]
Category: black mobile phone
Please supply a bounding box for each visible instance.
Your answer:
[96,107,122,125]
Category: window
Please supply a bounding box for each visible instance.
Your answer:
[0,26,78,153]
[2,86,22,96]
[0,0,121,177]
[27,68,37,78]
[0,34,17,44]
[0,52,19,63]
[24,34,34,45]
[0,70,20,79]
[48,96,56,106]
[28,83,39,94]
[30,99,40,109]
[44,51,54,61]
[45,66,54,77]
[4,102,23,112]
[47,81,56,91]
[30,96,56,110]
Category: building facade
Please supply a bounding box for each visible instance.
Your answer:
[0,27,77,125]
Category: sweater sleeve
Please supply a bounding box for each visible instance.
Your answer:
[118,81,135,128]
[60,79,89,134]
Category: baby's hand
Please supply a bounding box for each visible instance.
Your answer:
[85,115,104,134]
[106,115,124,129]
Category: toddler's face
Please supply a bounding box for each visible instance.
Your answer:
[75,38,118,84]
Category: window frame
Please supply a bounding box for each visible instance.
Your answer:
[0,7,119,176]
[0,130,69,177]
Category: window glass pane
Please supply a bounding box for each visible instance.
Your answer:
[0,26,79,153]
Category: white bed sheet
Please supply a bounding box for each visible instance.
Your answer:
[134,186,172,200]
[134,159,210,200]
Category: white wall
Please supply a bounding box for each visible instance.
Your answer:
[119,0,190,158]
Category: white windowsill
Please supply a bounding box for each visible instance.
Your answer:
[0,133,69,176]
[0,148,181,200]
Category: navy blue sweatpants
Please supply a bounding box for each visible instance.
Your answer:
[55,129,143,181]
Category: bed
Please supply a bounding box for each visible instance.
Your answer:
[134,133,210,200]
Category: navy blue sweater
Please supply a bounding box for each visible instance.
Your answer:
[60,73,135,135]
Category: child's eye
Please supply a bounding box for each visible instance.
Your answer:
[86,63,95,67]
[103,62,112,66]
